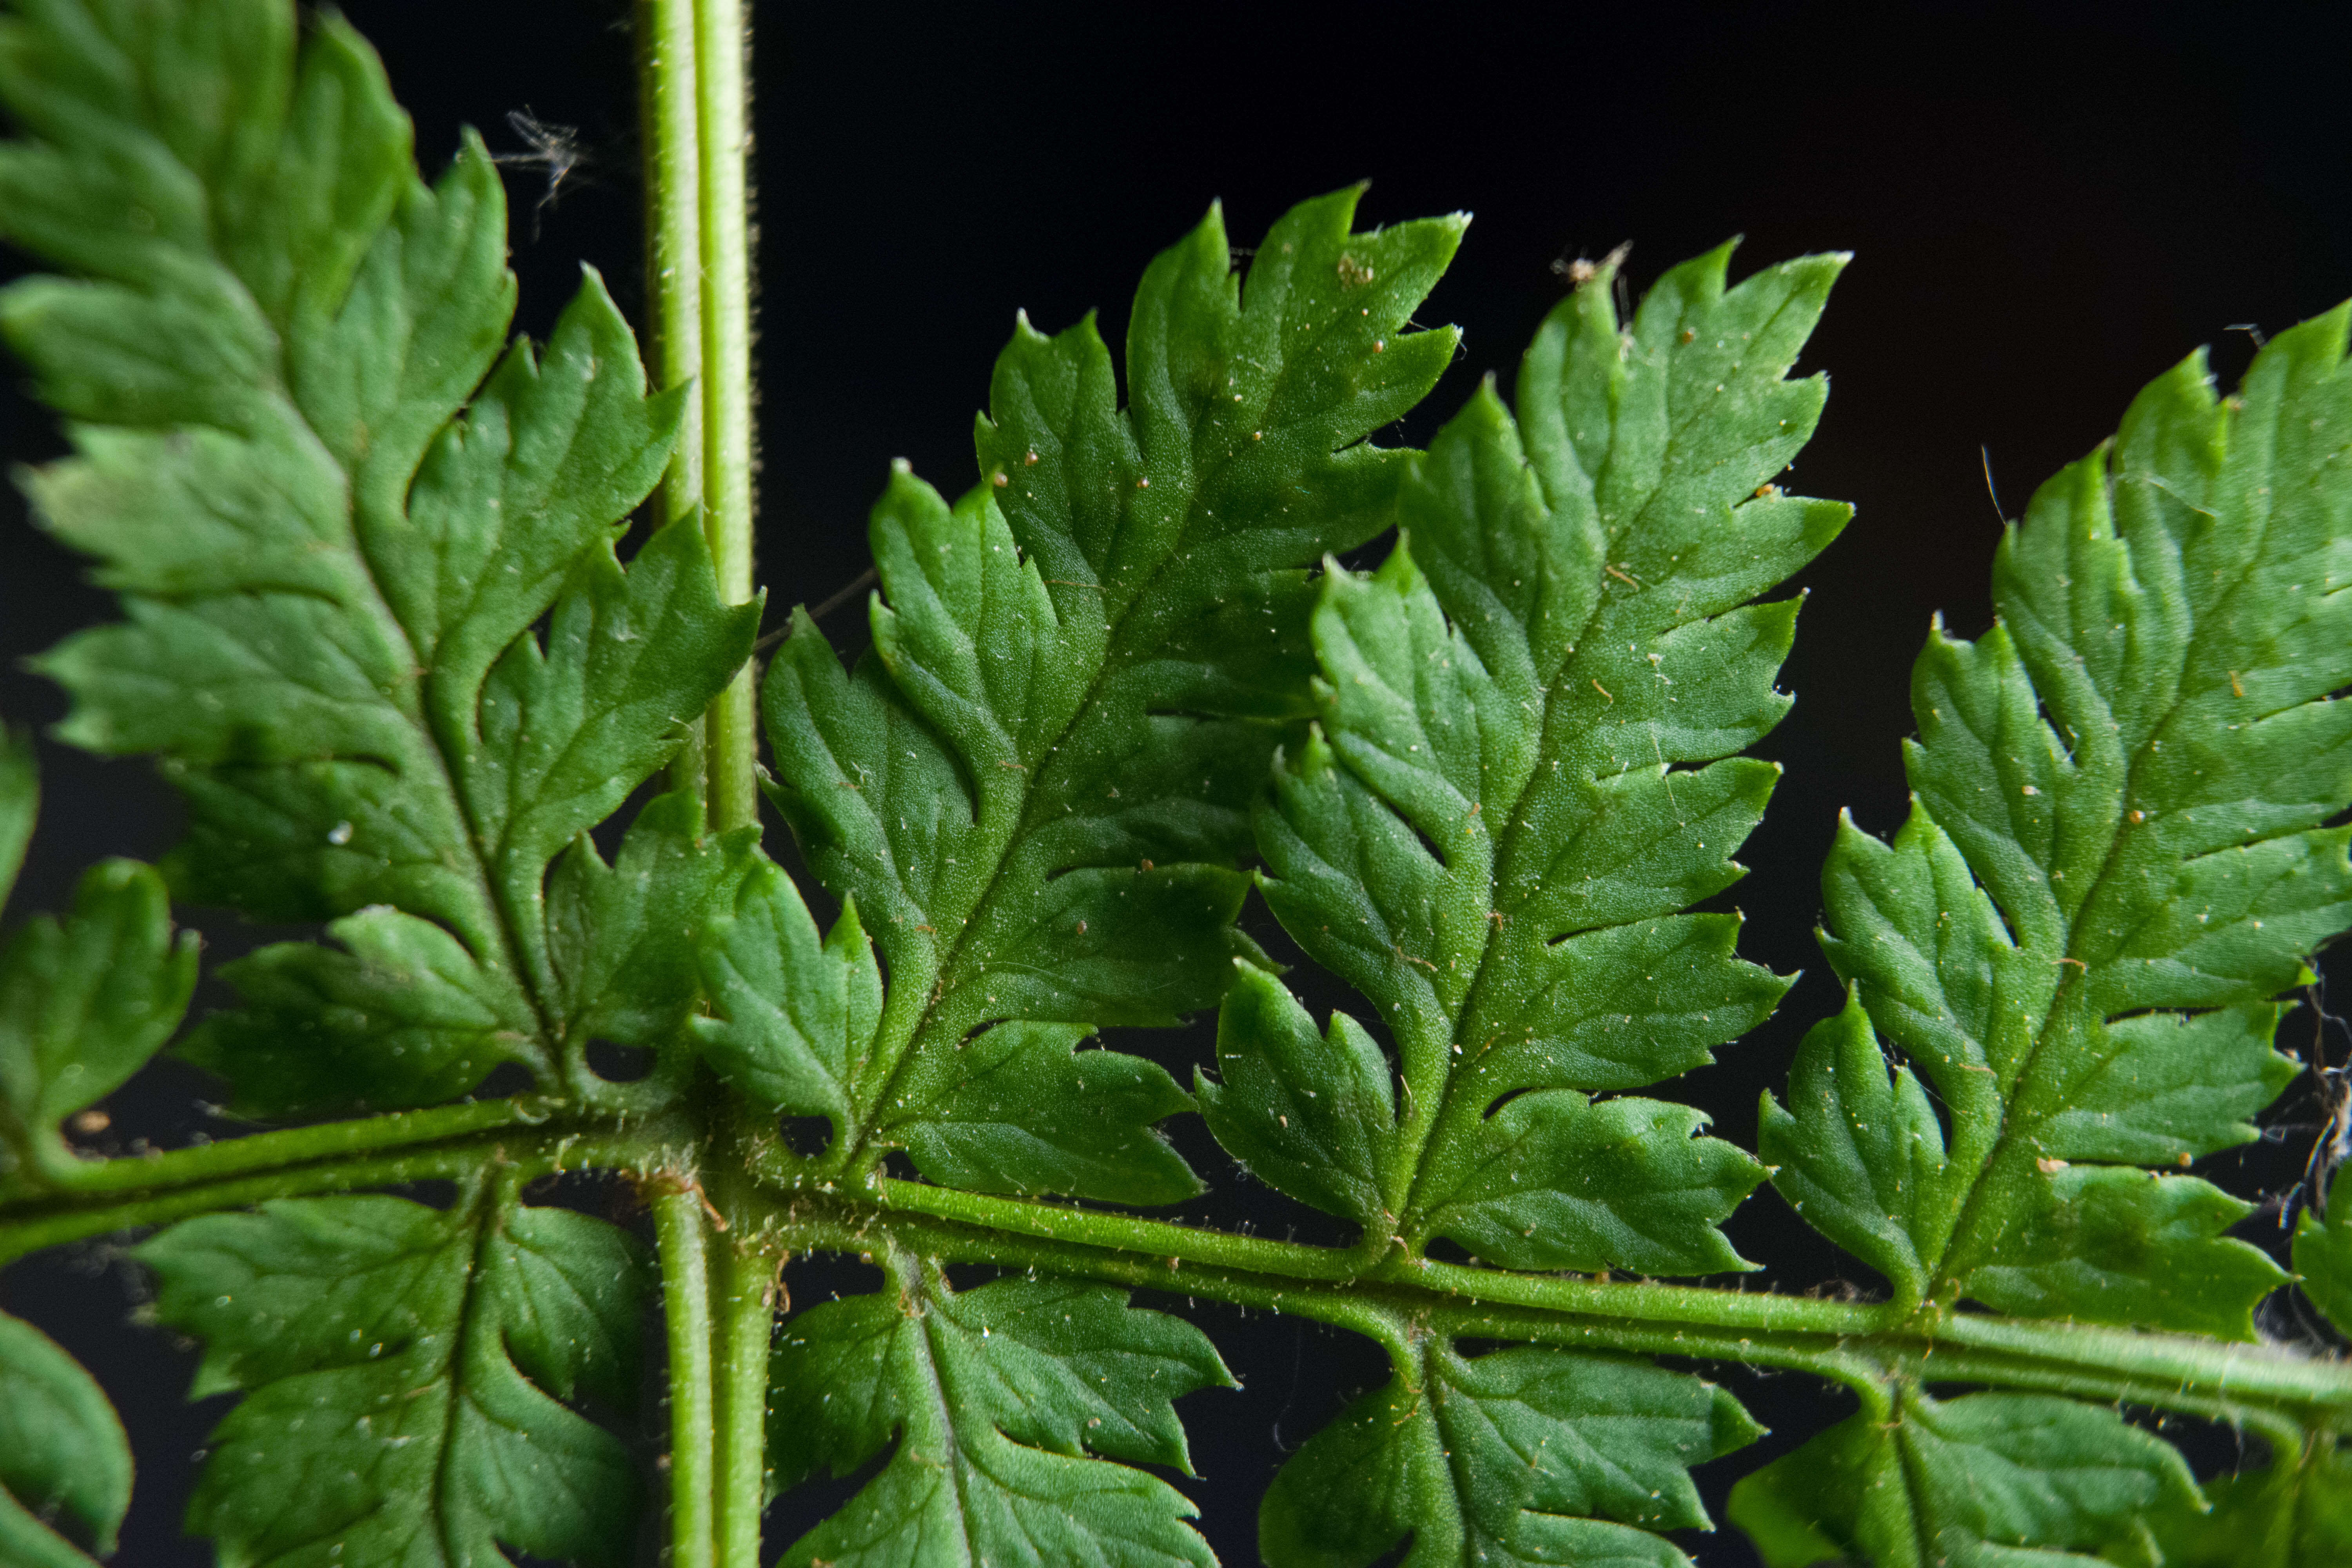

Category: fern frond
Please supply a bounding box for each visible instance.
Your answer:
[1730,1386,2197,1567]
[1202,243,1849,1273]
[718,192,1464,1201]
[0,0,757,1115]
[766,1254,1232,1568]
[1766,312,2352,1336]
[141,1176,650,1565]
[1262,1341,1757,1568]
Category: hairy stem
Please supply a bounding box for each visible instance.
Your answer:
[0,1129,659,1264]
[14,1106,2352,1438]
[712,1235,778,1567]
[654,1182,717,1568]
[773,1189,2352,1432]
[692,0,759,833]
[26,1096,561,1198]
[637,0,710,808]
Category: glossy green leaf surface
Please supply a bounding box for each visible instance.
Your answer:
[141,1180,648,1567]
[2,0,757,1118]
[1775,316,2352,1335]
[1261,1341,1758,1568]
[0,1310,130,1567]
[1208,244,1849,1273]
[767,1260,1233,1568]
[1730,1386,2196,1568]
[744,191,1462,1199]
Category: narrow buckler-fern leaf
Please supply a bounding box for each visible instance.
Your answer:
[1261,1338,1759,1568]
[141,1178,650,1568]
[1767,312,2352,1336]
[766,1254,1233,1568]
[719,191,1463,1200]
[1730,1383,2198,1568]
[1,0,759,1118]
[1201,244,1851,1274]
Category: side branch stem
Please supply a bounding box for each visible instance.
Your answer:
[25,1096,561,1198]
[778,1183,2352,1432]
[0,1129,658,1264]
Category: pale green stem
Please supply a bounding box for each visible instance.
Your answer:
[691,0,760,834]
[14,1107,2352,1437]
[0,1130,657,1265]
[638,0,711,809]
[653,1184,717,1568]
[712,1236,778,1566]
[34,1096,558,1197]
[641,3,761,1556]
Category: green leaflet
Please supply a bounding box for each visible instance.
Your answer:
[2144,1434,2352,1566]
[0,733,198,1190]
[140,1178,649,1568]
[1775,315,2352,1334]
[749,191,1462,1197]
[1261,1340,1759,1568]
[1759,991,1952,1302]
[2,0,759,1116]
[1730,1385,2196,1568]
[0,1310,131,1567]
[691,858,1202,1204]
[1207,244,1849,1273]
[766,1256,1233,1568]
[2294,1163,2352,1334]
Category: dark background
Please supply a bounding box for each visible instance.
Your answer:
[6,2,2352,1563]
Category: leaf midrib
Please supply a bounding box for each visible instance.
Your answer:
[428,1178,508,1567]
[1394,285,1811,1233]
[842,293,1378,1173]
[200,153,565,1061]
[1924,412,2290,1302]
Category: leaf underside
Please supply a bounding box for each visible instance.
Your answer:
[1768,310,2352,1340]
[717,188,1465,1202]
[141,1181,649,1567]
[2,0,759,1121]
[8,3,2352,1567]
[1262,1342,1758,1568]
[1204,241,1849,1278]
[767,1260,1233,1568]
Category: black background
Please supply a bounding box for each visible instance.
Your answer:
[7,2,2352,1563]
